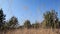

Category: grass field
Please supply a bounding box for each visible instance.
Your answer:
[0,28,59,34]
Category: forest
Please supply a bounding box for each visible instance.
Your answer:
[0,8,60,30]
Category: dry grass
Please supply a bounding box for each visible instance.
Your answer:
[0,28,60,34]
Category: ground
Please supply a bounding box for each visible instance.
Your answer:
[0,28,59,34]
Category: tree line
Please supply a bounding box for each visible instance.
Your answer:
[0,9,60,30]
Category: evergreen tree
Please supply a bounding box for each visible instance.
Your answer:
[24,20,31,29]
[43,10,59,28]
[0,9,6,30]
[8,16,19,29]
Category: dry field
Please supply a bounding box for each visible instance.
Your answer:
[0,28,60,34]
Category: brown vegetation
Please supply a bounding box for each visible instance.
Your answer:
[0,28,60,34]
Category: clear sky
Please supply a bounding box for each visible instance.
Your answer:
[0,0,60,25]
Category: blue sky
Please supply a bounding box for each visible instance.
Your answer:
[0,0,60,25]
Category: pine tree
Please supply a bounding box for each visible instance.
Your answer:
[0,9,6,30]
[24,20,31,29]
